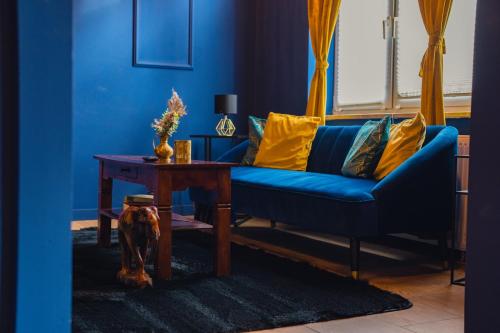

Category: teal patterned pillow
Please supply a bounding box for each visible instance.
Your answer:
[241,116,267,165]
[341,116,391,178]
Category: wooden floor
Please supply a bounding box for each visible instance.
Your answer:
[72,219,465,333]
[253,270,464,333]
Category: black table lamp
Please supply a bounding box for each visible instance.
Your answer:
[215,94,237,136]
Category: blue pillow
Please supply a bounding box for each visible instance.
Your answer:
[341,116,391,178]
[241,116,267,165]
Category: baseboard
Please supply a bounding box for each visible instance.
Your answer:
[72,204,194,221]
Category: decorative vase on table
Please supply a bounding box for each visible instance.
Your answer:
[151,89,187,163]
[154,135,174,162]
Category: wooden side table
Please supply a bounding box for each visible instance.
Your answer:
[190,134,247,161]
[93,155,237,280]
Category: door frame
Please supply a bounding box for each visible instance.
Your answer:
[0,0,20,332]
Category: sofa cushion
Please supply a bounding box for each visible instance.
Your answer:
[341,116,391,179]
[373,113,427,180]
[254,113,321,171]
[241,116,266,165]
[232,167,376,202]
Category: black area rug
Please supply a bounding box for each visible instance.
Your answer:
[73,229,411,333]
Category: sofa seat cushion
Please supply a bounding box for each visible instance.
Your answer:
[232,167,377,202]
[231,167,379,237]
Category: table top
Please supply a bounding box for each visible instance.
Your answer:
[94,155,238,169]
[190,134,248,139]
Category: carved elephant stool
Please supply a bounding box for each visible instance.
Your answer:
[117,195,160,288]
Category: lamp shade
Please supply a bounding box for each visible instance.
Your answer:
[214,94,237,115]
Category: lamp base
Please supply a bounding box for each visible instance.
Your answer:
[216,115,236,136]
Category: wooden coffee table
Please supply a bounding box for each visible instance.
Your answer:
[94,155,237,280]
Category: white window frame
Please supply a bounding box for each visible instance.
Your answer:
[332,0,472,116]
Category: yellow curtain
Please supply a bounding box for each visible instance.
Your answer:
[418,0,453,125]
[306,0,342,125]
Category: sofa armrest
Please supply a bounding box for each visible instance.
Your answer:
[216,140,249,163]
[371,126,458,234]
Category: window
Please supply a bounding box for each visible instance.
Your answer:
[334,0,477,114]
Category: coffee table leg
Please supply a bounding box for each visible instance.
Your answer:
[154,171,172,280]
[98,161,112,247]
[214,169,231,276]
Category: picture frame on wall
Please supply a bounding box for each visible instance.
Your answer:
[133,0,193,70]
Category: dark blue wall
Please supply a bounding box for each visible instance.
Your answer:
[17,0,73,331]
[251,0,309,119]
[73,0,250,219]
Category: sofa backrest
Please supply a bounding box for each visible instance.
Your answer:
[307,125,447,175]
[422,125,447,145]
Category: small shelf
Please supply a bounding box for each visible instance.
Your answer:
[99,209,213,230]
[451,153,469,286]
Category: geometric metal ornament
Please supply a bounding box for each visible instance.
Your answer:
[216,115,236,136]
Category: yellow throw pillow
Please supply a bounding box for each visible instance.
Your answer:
[373,113,426,180]
[253,112,321,171]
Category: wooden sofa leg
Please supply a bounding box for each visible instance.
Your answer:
[350,238,360,280]
[270,220,276,228]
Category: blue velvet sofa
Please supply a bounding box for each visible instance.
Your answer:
[191,125,458,279]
